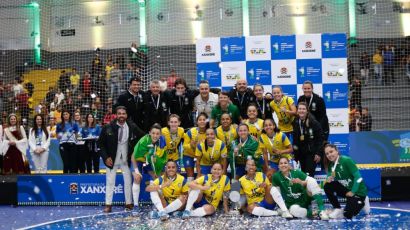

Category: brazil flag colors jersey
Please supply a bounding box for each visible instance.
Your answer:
[243,119,264,139]
[215,125,238,152]
[327,155,368,197]
[259,132,292,164]
[161,127,185,161]
[133,134,167,176]
[269,96,295,133]
[272,170,310,208]
[183,128,207,158]
[195,174,231,209]
[195,139,227,166]
[153,174,189,203]
[239,172,271,205]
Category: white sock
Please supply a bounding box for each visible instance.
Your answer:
[252,207,277,216]
[191,207,207,217]
[185,189,200,211]
[132,183,140,206]
[270,186,288,212]
[306,176,322,195]
[164,199,183,214]
[150,191,165,212]
[187,177,194,183]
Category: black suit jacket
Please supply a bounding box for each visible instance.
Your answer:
[114,90,145,128]
[97,119,145,168]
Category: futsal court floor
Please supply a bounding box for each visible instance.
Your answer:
[1,201,409,230]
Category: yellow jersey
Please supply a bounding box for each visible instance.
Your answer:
[161,127,185,161]
[259,132,292,164]
[183,127,207,158]
[215,125,238,152]
[195,139,227,166]
[153,174,189,203]
[239,172,271,205]
[243,119,264,139]
[195,174,230,209]
[269,96,295,133]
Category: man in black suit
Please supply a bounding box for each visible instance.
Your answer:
[114,77,145,129]
[98,106,144,213]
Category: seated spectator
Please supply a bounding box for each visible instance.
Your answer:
[70,68,80,93]
[349,110,362,132]
[350,78,361,110]
[13,77,24,96]
[360,108,372,131]
[159,76,167,92]
[167,69,179,89]
[102,107,116,126]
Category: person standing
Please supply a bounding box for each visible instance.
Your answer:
[165,78,196,129]
[142,80,168,132]
[373,49,383,86]
[56,110,79,174]
[210,92,241,128]
[114,77,145,129]
[297,81,329,141]
[253,84,273,120]
[194,80,219,118]
[360,52,371,86]
[98,106,144,213]
[2,114,30,174]
[28,115,50,174]
[270,86,297,140]
[228,79,255,119]
[292,102,324,177]
[81,114,102,173]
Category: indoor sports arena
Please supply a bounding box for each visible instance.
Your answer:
[0,0,409,229]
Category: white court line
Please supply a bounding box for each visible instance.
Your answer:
[17,206,410,229]
[17,211,132,230]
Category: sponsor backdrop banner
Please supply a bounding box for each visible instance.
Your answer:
[196,33,349,154]
[17,169,381,204]
[18,174,151,205]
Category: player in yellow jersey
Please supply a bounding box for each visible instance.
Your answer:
[269,86,297,141]
[183,112,208,182]
[243,104,264,139]
[146,161,189,220]
[215,112,238,154]
[239,159,293,218]
[182,162,230,218]
[259,119,293,176]
[161,114,185,163]
[195,128,228,176]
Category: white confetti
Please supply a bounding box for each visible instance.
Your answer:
[34,186,40,194]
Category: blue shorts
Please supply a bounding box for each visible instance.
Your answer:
[200,165,212,175]
[193,197,209,209]
[234,165,246,178]
[256,199,276,210]
[183,156,195,168]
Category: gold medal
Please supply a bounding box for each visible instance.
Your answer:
[300,135,305,141]
[331,171,336,177]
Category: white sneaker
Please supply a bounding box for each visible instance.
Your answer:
[363,196,371,215]
[319,211,329,220]
[281,210,293,219]
[329,208,344,219]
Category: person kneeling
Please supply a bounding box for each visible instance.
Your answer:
[272,157,329,220]
[239,159,293,218]
[146,161,188,220]
[323,144,370,219]
[182,162,230,219]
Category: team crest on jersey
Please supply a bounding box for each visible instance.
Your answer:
[178,183,182,187]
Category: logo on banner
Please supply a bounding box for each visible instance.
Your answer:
[278,67,291,79]
[222,44,229,54]
[225,74,241,80]
[298,67,305,77]
[198,70,206,80]
[302,41,316,53]
[250,48,267,55]
[325,88,347,103]
[327,70,343,77]
[248,68,255,79]
[323,40,330,51]
[272,42,279,53]
[78,183,124,194]
[70,183,78,194]
[202,45,216,57]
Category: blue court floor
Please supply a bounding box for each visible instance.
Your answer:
[1,201,409,230]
